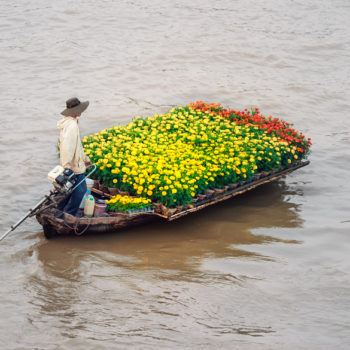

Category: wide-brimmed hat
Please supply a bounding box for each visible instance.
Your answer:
[61,97,89,116]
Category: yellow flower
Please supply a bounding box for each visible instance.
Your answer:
[85,104,309,209]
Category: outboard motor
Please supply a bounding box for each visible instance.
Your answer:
[48,166,77,193]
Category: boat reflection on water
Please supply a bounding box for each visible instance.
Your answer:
[23,179,304,343]
[32,179,303,275]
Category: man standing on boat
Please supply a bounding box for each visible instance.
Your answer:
[57,97,91,216]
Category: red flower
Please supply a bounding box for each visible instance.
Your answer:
[188,101,311,154]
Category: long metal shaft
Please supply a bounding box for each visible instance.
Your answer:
[0,196,49,241]
[0,164,97,242]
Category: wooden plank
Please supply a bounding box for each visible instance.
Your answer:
[91,187,112,198]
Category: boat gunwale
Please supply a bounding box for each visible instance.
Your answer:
[167,160,310,221]
[72,160,310,222]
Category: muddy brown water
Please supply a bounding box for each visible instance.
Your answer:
[0,1,349,349]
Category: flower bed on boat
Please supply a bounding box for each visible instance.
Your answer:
[106,194,152,214]
[82,103,311,208]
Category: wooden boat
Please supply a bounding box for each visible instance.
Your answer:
[35,161,309,238]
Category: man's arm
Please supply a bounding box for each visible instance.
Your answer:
[60,124,78,169]
[84,152,92,165]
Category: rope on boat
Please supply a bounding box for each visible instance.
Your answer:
[62,216,91,236]
[74,218,91,236]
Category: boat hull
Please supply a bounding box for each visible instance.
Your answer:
[36,161,310,238]
[37,211,159,238]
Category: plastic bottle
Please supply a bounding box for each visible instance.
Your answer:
[79,189,91,209]
[85,178,94,190]
[84,195,95,217]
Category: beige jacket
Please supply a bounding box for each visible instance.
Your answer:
[57,116,90,174]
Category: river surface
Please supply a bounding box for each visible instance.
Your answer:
[0,0,349,349]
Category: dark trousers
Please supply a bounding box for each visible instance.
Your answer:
[57,174,87,216]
